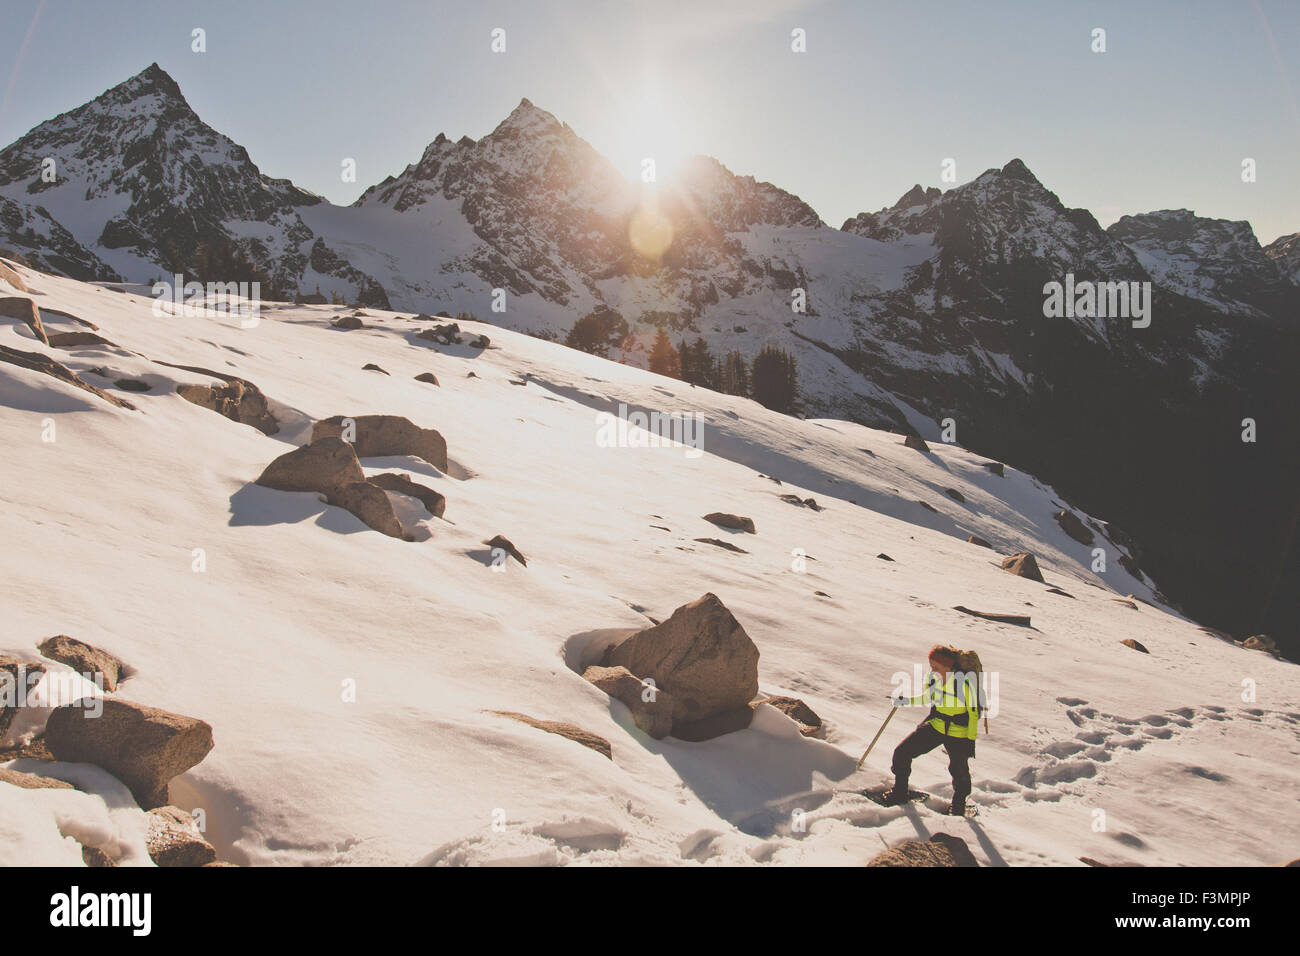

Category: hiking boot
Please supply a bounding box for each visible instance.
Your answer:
[945,797,967,816]
[879,788,909,806]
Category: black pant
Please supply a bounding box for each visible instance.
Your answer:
[891,721,975,799]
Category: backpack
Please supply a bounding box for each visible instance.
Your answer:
[955,649,987,723]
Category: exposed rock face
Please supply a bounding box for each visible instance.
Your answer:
[0,767,74,790]
[1121,638,1150,654]
[489,711,612,760]
[368,472,446,518]
[0,344,136,409]
[44,699,214,808]
[36,635,126,692]
[484,534,526,566]
[904,434,930,453]
[329,480,407,539]
[0,656,44,738]
[1242,634,1278,654]
[1001,552,1044,582]
[256,437,364,496]
[581,665,674,739]
[146,806,218,866]
[703,512,756,534]
[1117,553,1144,579]
[176,378,279,435]
[1055,510,1095,546]
[868,833,979,867]
[754,696,822,737]
[312,414,448,471]
[0,259,28,291]
[601,593,760,739]
[0,295,47,344]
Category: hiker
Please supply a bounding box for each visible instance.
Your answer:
[882,644,981,815]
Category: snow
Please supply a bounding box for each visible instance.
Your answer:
[1,261,1297,867]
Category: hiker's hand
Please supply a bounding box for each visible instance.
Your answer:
[889,695,908,708]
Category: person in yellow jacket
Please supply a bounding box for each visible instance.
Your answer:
[881,644,979,815]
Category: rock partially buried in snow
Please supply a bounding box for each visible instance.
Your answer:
[1121,639,1149,654]
[967,535,992,548]
[46,331,116,349]
[695,537,748,554]
[37,635,126,692]
[331,315,364,330]
[903,434,930,453]
[0,295,47,344]
[982,461,1005,477]
[1001,552,1044,583]
[414,372,439,386]
[0,344,135,410]
[1055,510,1095,546]
[256,437,365,497]
[176,378,279,435]
[0,766,74,790]
[368,472,446,518]
[601,593,760,739]
[312,414,448,472]
[44,698,214,809]
[146,806,218,866]
[582,665,673,739]
[703,512,756,534]
[489,711,612,760]
[484,534,526,566]
[0,260,28,292]
[868,833,978,867]
[753,696,822,737]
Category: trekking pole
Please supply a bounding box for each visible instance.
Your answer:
[856,707,897,770]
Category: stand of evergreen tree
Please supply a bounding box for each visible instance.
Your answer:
[751,345,799,413]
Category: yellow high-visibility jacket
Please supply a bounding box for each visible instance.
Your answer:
[905,671,980,740]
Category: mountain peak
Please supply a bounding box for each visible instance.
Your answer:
[493,97,562,137]
[999,157,1040,184]
[112,62,187,105]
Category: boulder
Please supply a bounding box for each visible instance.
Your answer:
[601,593,760,738]
[368,472,446,518]
[1055,510,1095,545]
[1121,639,1149,654]
[945,488,966,503]
[484,534,527,566]
[966,535,992,548]
[754,696,822,737]
[331,315,364,330]
[114,378,151,392]
[982,461,1005,477]
[146,806,218,866]
[362,363,389,375]
[877,553,894,561]
[0,295,47,344]
[82,846,116,867]
[256,437,364,496]
[918,500,938,512]
[44,699,213,809]
[581,665,674,739]
[868,833,978,867]
[329,480,407,539]
[904,434,930,453]
[414,372,439,386]
[312,414,448,471]
[176,378,279,435]
[0,767,74,790]
[1242,634,1278,654]
[489,711,611,760]
[416,323,459,345]
[1001,552,1044,582]
[36,635,126,692]
[703,512,756,534]
[0,656,45,738]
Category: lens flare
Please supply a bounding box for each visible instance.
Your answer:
[628,195,673,261]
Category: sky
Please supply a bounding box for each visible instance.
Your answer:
[1,0,1297,243]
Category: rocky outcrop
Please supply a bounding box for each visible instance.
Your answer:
[754,695,822,737]
[0,344,137,409]
[330,481,408,539]
[489,711,612,760]
[176,378,279,435]
[1001,552,1044,582]
[0,295,47,344]
[0,259,28,291]
[44,699,214,808]
[1055,510,1095,545]
[36,635,126,692]
[46,331,116,348]
[312,414,448,471]
[256,437,364,496]
[581,665,673,739]
[600,593,759,740]
[868,833,978,867]
[703,513,756,534]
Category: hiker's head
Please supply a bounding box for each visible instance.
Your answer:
[928,644,960,676]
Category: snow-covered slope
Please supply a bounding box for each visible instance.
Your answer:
[2,259,1296,866]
